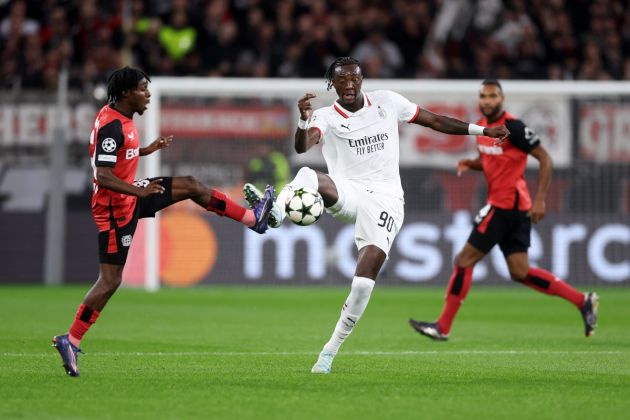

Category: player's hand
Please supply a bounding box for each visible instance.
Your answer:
[456,159,474,176]
[485,125,510,144]
[137,178,165,197]
[151,135,173,152]
[298,93,316,121]
[529,199,546,224]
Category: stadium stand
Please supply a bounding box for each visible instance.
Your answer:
[1,0,629,89]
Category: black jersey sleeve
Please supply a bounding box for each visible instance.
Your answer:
[505,118,541,153]
[94,120,125,167]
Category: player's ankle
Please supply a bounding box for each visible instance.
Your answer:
[241,209,256,227]
[69,334,81,348]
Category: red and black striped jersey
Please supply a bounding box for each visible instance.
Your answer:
[476,111,541,211]
[89,105,141,231]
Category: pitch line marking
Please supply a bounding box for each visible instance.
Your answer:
[1,350,625,357]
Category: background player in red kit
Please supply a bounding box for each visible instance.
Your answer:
[410,79,598,341]
[52,67,275,377]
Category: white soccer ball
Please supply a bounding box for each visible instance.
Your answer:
[285,187,324,226]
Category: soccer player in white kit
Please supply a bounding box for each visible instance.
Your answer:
[244,57,509,374]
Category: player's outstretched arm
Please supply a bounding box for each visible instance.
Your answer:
[96,167,164,198]
[412,109,509,139]
[140,135,173,156]
[529,145,553,223]
[294,93,322,154]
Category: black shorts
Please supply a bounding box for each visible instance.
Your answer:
[97,177,174,265]
[467,204,531,257]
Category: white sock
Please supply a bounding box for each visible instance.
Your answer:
[276,167,319,220]
[322,276,375,355]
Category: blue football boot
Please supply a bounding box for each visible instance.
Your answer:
[249,185,275,234]
[52,334,82,377]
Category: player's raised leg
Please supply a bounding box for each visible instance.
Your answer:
[506,252,599,336]
[410,243,485,340]
[311,245,384,374]
[171,176,275,234]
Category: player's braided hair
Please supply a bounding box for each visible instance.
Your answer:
[106,66,151,104]
[325,57,360,91]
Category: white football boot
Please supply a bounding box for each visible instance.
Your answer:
[311,351,335,374]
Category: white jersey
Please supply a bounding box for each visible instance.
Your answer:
[308,90,419,199]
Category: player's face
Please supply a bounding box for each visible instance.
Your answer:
[128,78,151,115]
[332,64,363,108]
[478,84,504,119]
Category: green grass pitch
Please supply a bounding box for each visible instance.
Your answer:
[1,285,629,419]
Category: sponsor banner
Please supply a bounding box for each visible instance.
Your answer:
[0,103,96,146]
[236,212,629,285]
[159,105,290,139]
[121,210,628,286]
[577,99,630,163]
[1,210,627,285]
[294,96,572,169]
[0,212,98,284]
[0,102,290,145]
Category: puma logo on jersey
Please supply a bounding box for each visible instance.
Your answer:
[126,147,140,159]
[341,123,350,131]
[478,144,503,155]
[128,132,135,139]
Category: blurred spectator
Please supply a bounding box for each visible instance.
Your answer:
[1,0,629,92]
[246,144,291,194]
[352,30,403,78]
[158,8,197,69]
[0,0,38,39]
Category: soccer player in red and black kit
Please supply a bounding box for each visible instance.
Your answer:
[409,79,598,341]
[52,67,275,377]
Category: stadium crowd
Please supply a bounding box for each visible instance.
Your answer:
[1,0,629,91]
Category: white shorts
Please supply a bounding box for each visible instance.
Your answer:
[325,176,404,256]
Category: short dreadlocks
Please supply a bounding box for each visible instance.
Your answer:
[325,57,360,91]
[106,66,151,104]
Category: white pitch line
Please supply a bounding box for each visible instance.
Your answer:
[1,350,625,357]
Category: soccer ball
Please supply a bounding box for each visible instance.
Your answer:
[285,187,324,226]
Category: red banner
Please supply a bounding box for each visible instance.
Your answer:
[159,105,290,139]
[578,101,630,163]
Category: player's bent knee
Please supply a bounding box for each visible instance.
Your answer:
[296,166,314,177]
[454,253,476,268]
[176,175,205,196]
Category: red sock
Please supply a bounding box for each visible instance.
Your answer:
[68,304,100,346]
[521,267,585,308]
[207,189,253,226]
[437,266,473,334]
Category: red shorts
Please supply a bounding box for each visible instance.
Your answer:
[97,177,174,265]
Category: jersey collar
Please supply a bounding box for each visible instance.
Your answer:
[108,104,133,120]
[332,92,372,119]
[483,111,506,126]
